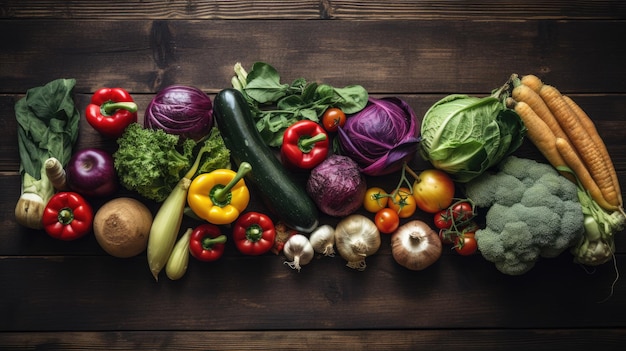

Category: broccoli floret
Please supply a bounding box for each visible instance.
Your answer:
[113,123,230,202]
[465,156,584,275]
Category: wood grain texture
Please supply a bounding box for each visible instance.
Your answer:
[1,330,624,350]
[1,0,625,20]
[1,20,626,94]
[1,253,624,331]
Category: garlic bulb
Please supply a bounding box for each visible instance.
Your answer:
[309,224,336,257]
[334,214,381,271]
[283,234,314,272]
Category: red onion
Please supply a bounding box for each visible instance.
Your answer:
[66,148,118,197]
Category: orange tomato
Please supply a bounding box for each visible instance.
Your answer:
[412,169,455,213]
[363,187,389,213]
[388,187,417,218]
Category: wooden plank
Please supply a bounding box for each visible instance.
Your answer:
[1,20,626,94]
[1,0,625,20]
[0,253,624,331]
[0,329,625,351]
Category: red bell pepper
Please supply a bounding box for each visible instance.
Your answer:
[189,223,227,262]
[232,212,276,256]
[280,120,329,169]
[85,87,138,138]
[41,192,93,241]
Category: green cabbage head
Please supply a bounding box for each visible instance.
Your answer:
[419,94,526,183]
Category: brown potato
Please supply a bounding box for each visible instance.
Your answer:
[93,197,153,258]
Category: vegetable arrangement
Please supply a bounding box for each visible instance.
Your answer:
[12,67,624,285]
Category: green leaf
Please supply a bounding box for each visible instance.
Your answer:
[277,95,305,111]
[301,82,319,102]
[333,85,369,114]
[300,108,319,121]
[315,84,335,100]
[15,78,80,179]
[244,62,289,103]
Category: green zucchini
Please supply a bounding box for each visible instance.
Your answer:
[213,88,319,233]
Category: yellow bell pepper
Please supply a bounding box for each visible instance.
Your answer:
[187,162,252,225]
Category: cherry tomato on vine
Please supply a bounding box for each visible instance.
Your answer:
[374,208,400,234]
[454,232,478,256]
[388,187,417,218]
[321,107,346,132]
[363,187,389,213]
[434,209,452,230]
[450,201,475,223]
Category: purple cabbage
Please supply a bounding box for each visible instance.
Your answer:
[145,85,213,141]
[337,97,420,176]
[306,155,367,217]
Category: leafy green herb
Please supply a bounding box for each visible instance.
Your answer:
[231,62,369,147]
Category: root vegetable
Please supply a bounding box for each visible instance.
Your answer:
[539,84,619,208]
[391,220,442,271]
[93,197,153,258]
[45,157,68,191]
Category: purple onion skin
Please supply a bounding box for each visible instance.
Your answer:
[66,148,118,197]
[306,155,367,217]
[144,85,213,141]
[337,97,420,176]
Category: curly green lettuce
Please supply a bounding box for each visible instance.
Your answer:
[114,123,229,202]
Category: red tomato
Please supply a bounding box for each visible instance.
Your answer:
[375,208,400,234]
[434,209,452,229]
[450,201,475,223]
[412,169,455,213]
[388,187,417,218]
[321,107,346,132]
[454,232,478,256]
[363,187,389,213]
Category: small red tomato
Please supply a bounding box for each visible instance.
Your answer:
[434,209,452,230]
[454,232,478,256]
[450,201,475,223]
[321,107,346,132]
[375,208,400,234]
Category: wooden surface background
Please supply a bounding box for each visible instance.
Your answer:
[1,1,626,350]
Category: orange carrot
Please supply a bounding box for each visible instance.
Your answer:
[563,95,622,206]
[555,138,618,211]
[520,74,544,93]
[540,84,620,208]
[512,83,571,143]
[509,99,574,182]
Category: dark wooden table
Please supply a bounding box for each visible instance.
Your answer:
[2,1,626,350]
